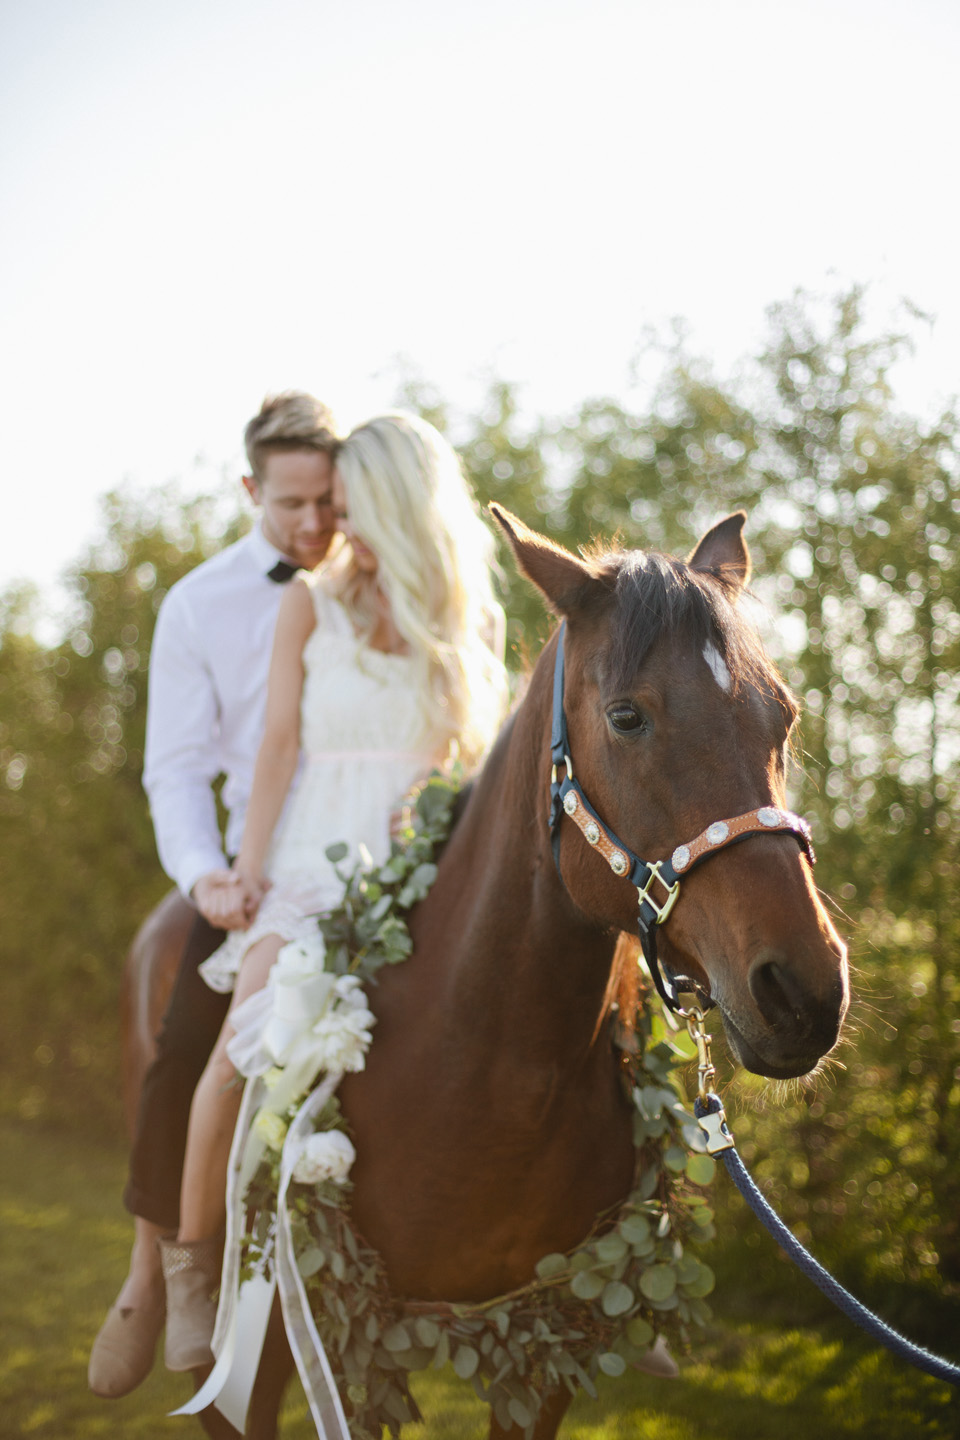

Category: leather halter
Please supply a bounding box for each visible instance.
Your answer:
[547,621,816,1014]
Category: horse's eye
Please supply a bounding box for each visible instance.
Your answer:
[608,706,648,736]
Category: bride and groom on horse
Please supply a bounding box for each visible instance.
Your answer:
[88,391,509,1399]
[89,391,849,1437]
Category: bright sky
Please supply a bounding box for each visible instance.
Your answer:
[2,0,958,613]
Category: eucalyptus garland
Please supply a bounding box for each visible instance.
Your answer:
[242,774,717,1440]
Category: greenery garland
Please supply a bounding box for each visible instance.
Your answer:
[243,774,717,1440]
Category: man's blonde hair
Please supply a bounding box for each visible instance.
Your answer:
[332,412,507,770]
[244,392,339,481]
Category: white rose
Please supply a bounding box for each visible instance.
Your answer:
[272,931,327,984]
[333,974,371,1010]
[310,1006,375,1073]
[262,936,337,1065]
[292,1129,357,1185]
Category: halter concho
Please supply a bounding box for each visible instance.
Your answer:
[547,621,815,1014]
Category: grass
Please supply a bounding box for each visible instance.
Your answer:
[1,1119,957,1440]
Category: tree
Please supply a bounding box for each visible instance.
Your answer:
[3,290,956,1328]
[719,290,960,1305]
[0,486,246,1130]
[399,291,960,1312]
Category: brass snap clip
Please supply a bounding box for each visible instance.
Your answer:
[681,1003,735,1154]
[683,1004,716,1103]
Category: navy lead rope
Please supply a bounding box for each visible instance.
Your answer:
[693,1092,960,1387]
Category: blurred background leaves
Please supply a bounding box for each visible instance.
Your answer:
[2,285,957,1340]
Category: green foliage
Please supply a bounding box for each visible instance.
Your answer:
[3,1120,955,1440]
[284,1051,716,1440]
[702,290,960,1311]
[0,486,246,1129]
[398,290,960,1321]
[1,285,957,1342]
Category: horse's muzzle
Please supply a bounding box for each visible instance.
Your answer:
[720,945,849,1079]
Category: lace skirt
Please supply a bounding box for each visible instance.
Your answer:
[198,871,340,994]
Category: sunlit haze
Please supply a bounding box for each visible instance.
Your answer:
[2,0,958,612]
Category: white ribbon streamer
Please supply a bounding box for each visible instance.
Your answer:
[199,1272,277,1431]
[171,939,374,1433]
[171,1074,270,1425]
[275,1083,352,1440]
[171,1072,355,1433]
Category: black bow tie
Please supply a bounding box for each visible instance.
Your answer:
[267,560,299,584]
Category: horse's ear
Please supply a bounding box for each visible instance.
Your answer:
[489,504,604,615]
[687,511,751,595]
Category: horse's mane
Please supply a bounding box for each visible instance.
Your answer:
[592,545,794,714]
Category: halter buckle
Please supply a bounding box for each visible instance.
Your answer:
[636,861,680,925]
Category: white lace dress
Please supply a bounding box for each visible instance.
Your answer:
[198,576,444,995]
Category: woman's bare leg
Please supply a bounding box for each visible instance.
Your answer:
[177,934,285,1243]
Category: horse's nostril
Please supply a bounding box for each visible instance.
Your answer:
[748,954,804,1028]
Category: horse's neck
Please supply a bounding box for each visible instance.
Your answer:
[434,683,618,1068]
[347,686,633,1285]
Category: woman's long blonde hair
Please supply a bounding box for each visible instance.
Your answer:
[331,412,508,769]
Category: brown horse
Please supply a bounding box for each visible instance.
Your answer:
[124,508,848,1438]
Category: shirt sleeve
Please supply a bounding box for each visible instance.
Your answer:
[143,585,228,897]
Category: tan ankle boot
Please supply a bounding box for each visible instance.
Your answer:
[88,1286,166,1397]
[159,1236,222,1372]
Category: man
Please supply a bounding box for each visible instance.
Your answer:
[89,392,339,1397]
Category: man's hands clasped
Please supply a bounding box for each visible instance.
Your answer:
[192,864,270,931]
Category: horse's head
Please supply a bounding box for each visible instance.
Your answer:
[492,504,848,1081]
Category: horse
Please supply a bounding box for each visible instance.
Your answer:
[123,507,849,1438]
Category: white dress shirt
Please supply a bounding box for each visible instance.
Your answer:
[143,523,298,899]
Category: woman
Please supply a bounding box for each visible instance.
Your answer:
[161,413,507,1369]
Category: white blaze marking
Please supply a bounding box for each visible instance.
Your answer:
[703,642,732,692]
